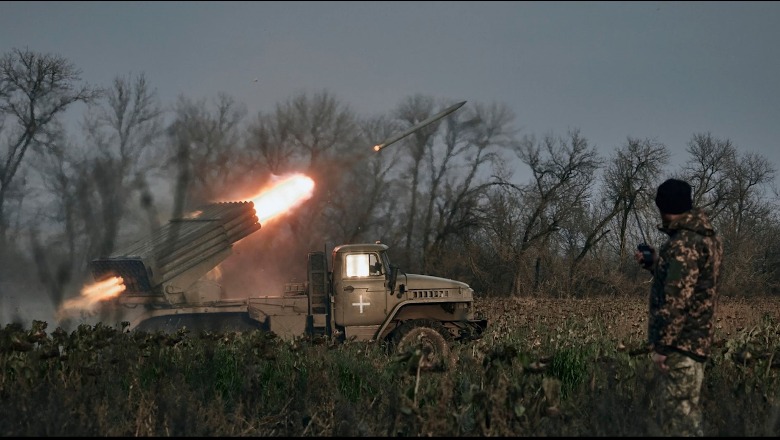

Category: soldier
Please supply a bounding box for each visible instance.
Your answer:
[634,178,723,437]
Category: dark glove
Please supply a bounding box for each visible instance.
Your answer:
[637,243,654,269]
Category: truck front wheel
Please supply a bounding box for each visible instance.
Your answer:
[392,320,451,371]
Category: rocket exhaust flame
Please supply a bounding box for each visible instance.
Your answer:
[57,276,126,320]
[246,173,315,224]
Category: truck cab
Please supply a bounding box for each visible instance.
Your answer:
[330,242,486,343]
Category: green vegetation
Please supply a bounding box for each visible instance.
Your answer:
[2,296,779,436]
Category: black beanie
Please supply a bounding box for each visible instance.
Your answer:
[655,178,693,214]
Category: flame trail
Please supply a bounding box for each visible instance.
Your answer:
[246,173,315,224]
[57,276,126,320]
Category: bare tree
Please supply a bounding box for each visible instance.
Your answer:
[25,73,163,308]
[245,108,297,175]
[21,123,80,307]
[495,129,601,295]
[515,130,600,252]
[328,114,403,244]
[246,90,360,249]
[78,73,165,256]
[0,48,98,244]
[474,184,526,295]
[723,151,775,236]
[600,137,669,263]
[717,150,776,295]
[421,102,515,273]
[392,94,438,267]
[673,134,778,296]
[680,132,736,223]
[165,93,247,208]
[33,124,80,261]
[540,137,668,297]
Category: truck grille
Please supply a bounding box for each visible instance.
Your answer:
[411,289,450,299]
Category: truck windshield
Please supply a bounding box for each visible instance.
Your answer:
[345,253,384,277]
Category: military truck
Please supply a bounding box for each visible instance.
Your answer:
[89,200,487,369]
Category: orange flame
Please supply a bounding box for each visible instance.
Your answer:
[57,276,126,320]
[247,173,315,224]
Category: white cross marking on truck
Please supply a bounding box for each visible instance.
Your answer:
[352,294,370,313]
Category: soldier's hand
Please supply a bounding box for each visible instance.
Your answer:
[651,351,668,373]
[634,245,655,269]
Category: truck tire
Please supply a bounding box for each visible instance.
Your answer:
[392,320,451,371]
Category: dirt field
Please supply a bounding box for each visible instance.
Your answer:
[475,294,780,347]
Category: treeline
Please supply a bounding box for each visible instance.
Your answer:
[1,47,778,314]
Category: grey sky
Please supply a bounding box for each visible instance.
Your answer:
[2,1,780,175]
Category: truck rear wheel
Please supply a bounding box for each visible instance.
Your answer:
[393,320,451,371]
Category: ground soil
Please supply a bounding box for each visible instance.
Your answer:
[476,295,780,346]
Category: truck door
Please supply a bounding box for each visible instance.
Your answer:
[333,251,387,326]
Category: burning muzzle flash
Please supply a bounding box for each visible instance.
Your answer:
[57,276,127,320]
[247,173,315,224]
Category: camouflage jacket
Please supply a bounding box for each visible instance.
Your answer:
[647,208,723,362]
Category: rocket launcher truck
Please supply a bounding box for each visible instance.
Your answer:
[88,99,486,369]
[89,199,487,370]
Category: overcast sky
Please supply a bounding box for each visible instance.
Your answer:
[2,1,780,176]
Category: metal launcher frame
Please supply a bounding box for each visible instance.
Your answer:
[89,201,261,306]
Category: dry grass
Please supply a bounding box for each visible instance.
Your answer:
[477,294,780,344]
